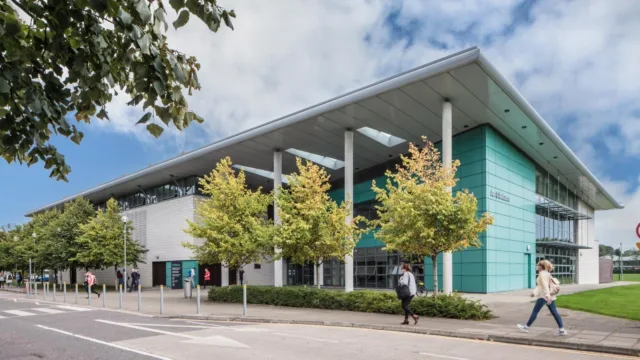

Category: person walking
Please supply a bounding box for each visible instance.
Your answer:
[203,268,211,289]
[129,269,140,292]
[117,270,124,291]
[397,263,419,325]
[85,272,100,299]
[0,272,5,288]
[518,260,567,336]
[189,268,196,289]
[16,272,22,287]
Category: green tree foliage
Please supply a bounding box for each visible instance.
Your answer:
[184,157,274,271]
[0,0,235,181]
[74,198,147,270]
[29,209,62,274]
[599,244,615,257]
[48,197,96,275]
[372,138,493,295]
[273,158,365,288]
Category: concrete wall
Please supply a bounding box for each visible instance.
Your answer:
[63,195,198,288]
[576,199,598,284]
[241,257,275,286]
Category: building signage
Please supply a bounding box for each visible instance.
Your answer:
[490,190,510,203]
[171,261,183,289]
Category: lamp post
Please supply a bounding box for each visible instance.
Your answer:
[121,216,128,291]
[56,227,61,288]
[30,232,36,294]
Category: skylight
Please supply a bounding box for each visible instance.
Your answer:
[356,127,406,147]
[285,149,345,170]
[232,165,289,184]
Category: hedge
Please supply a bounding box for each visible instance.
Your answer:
[208,286,493,320]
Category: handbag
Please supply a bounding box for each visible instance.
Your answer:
[396,275,411,299]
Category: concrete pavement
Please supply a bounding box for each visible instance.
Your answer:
[0,295,632,360]
[2,283,640,357]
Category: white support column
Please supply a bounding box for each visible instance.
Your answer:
[221,264,229,287]
[344,130,354,292]
[273,150,284,287]
[442,101,453,295]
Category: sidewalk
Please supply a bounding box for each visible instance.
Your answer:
[3,284,639,357]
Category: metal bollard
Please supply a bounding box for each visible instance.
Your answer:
[75,284,78,304]
[102,284,106,307]
[242,284,247,316]
[197,285,201,315]
[34,283,38,297]
[137,285,141,311]
[43,283,47,300]
[53,283,56,302]
[63,283,67,303]
[88,285,91,306]
[119,285,122,309]
[160,285,164,314]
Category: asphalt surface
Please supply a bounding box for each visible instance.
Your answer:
[0,293,627,360]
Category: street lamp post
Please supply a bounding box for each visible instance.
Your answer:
[121,216,128,292]
[30,232,36,296]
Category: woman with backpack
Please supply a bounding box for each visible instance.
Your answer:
[517,260,567,336]
[396,263,419,325]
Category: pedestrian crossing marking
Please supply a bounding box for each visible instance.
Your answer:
[4,310,36,316]
[55,305,92,312]
[31,308,65,314]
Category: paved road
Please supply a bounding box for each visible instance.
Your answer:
[0,295,626,359]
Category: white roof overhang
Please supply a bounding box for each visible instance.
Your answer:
[25,47,623,216]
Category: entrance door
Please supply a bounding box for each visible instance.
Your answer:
[152,262,166,287]
[526,253,532,289]
[199,264,222,287]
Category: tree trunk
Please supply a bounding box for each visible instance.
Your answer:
[316,263,321,289]
[431,254,438,296]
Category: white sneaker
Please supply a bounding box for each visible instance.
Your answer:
[557,329,568,336]
[517,324,529,332]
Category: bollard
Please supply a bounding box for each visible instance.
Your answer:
[102,284,106,307]
[119,284,122,309]
[53,283,56,302]
[160,285,164,315]
[137,285,141,311]
[197,285,201,315]
[88,285,91,306]
[34,283,38,297]
[43,283,47,300]
[75,284,78,304]
[63,283,67,303]
[242,284,247,317]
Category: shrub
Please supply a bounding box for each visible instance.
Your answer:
[208,286,492,320]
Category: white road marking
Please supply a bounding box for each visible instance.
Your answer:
[419,353,470,360]
[4,310,36,316]
[31,308,65,314]
[56,305,92,312]
[0,315,5,319]
[273,332,338,343]
[119,323,216,329]
[96,320,196,339]
[35,325,174,360]
[181,335,249,348]
[183,320,224,327]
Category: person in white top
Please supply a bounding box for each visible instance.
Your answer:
[518,260,567,336]
[399,263,419,325]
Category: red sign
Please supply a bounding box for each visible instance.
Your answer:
[637,223,640,239]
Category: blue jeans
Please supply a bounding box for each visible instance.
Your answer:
[527,298,563,328]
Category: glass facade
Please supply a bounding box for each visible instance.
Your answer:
[535,166,578,209]
[535,206,576,244]
[286,262,314,286]
[536,247,577,284]
[96,176,203,211]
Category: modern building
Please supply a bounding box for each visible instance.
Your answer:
[26,47,623,292]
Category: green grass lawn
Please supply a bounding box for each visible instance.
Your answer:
[556,284,640,321]
[613,273,640,281]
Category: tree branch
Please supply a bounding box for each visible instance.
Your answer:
[9,0,35,20]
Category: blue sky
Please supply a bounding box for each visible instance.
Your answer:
[2,0,639,249]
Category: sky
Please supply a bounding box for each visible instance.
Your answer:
[1,0,639,250]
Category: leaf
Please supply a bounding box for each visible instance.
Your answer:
[117,8,133,27]
[169,0,185,12]
[0,109,8,118]
[172,62,187,83]
[146,123,164,138]
[222,11,234,30]
[153,80,166,96]
[0,78,9,93]
[155,8,168,31]
[89,0,108,12]
[172,10,190,29]
[135,0,152,24]
[136,112,152,125]
[137,34,151,55]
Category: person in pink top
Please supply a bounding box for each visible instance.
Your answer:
[84,271,100,299]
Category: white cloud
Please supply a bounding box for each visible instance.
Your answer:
[596,177,640,250]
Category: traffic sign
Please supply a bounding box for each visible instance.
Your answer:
[637,223,640,239]
[637,242,640,250]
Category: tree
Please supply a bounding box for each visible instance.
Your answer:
[372,138,493,295]
[74,198,147,270]
[0,0,236,181]
[49,197,96,279]
[184,157,274,272]
[273,158,365,288]
[599,244,614,257]
[614,248,622,257]
[29,209,62,277]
